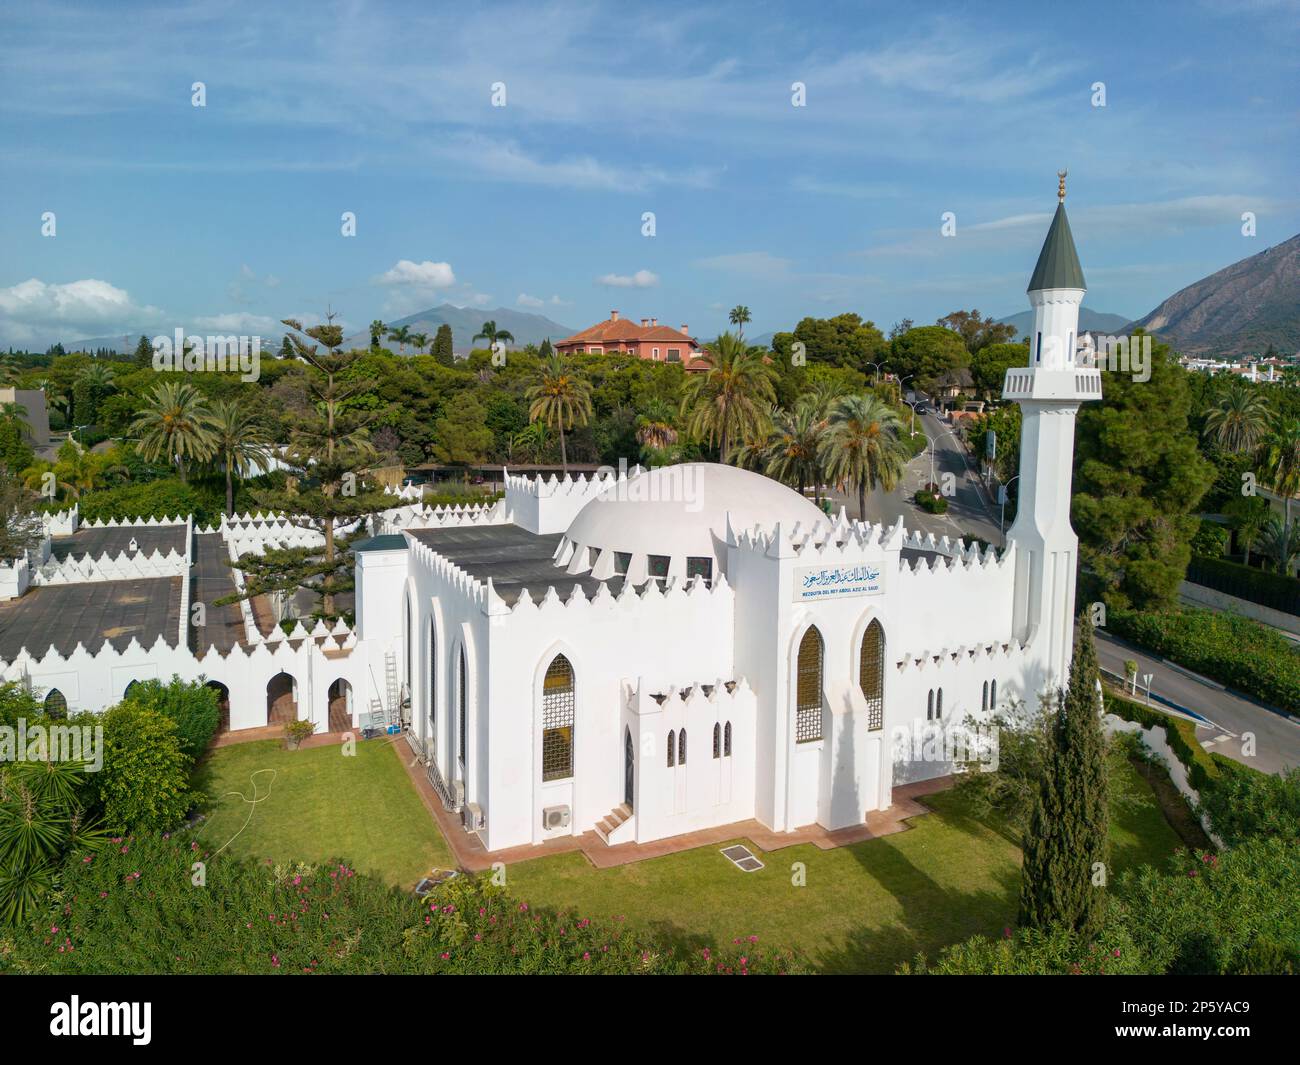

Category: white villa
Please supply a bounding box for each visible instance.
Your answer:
[0,186,1100,855]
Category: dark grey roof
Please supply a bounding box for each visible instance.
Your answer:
[410,525,621,606]
[191,533,245,655]
[352,534,409,552]
[1027,202,1086,292]
[50,524,186,561]
[0,577,182,661]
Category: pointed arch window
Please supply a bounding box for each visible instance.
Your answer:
[724,721,733,757]
[795,626,824,743]
[458,646,468,768]
[936,688,944,720]
[927,689,935,721]
[667,730,676,768]
[713,722,721,759]
[982,680,989,712]
[678,728,687,766]
[428,625,437,731]
[541,654,575,782]
[859,619,884,731]
[990,679,998,711]
[44,688,67,719]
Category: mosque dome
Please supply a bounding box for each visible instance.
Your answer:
[559,462,827,584]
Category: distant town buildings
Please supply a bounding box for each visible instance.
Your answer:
[556,311,712,372]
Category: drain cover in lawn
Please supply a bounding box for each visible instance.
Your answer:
[721,845,764,871]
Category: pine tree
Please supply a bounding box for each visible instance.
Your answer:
[432,324,455,366]
[133,335,154,368]
[1018,621,1110,934]
[221,314,393,620]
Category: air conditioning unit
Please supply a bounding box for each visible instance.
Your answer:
[542,804,571,831]
[450,780,466,808]
[462,802,485,831]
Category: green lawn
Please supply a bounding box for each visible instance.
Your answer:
[193,740,1183,974]
[193,737,455,888]
[506,758,1184,974]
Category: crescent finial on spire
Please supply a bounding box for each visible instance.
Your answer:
[1057,169,1068,203]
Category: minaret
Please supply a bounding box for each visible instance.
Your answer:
[1003,172,1102,693]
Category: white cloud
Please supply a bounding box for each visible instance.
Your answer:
[0,278,162,345]
[596,270,659,289]
[190,312,282,334]
[376,260,457,288]
[374,259,461,315]
[517,293,569,309]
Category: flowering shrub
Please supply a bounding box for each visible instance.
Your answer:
[1,830,803,975]
[902,839,1300,975]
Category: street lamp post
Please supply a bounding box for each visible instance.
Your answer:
[868,362,883,388]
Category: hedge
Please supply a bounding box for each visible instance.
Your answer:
[1,831,803,975]
[1186,554,1300,617]
[1102,691,1220,792]
[1105,608,1300,714]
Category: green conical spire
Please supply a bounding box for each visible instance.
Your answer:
[1027,201,1086,293]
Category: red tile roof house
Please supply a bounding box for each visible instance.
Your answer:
[555,311,713,373]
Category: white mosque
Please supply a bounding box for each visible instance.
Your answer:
[0,184,1100,854]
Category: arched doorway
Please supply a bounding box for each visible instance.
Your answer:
[266,672,297,726]
[328,678,353,732]
[206,680,231,733]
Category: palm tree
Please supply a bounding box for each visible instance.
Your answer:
[130,381,218,483]
[410,332,431,355]
[473,320,515,353]
[680,332,776,464]
[209,399,273,517]
[1225,495,1270,567]
[0,401,31,440]
[1202,381,1272,453]
[819,393,908,521]
[386,325,413,354]
[525,352,593,472]
[1258,515,1300,576]
[635,398,679,459]
[751,401,823,498]
[728,305,752,341]
[1262,416,1300,540]
[369,320,386,351]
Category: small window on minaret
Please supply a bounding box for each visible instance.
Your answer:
[1035,332,1042,363]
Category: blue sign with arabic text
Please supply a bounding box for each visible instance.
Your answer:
[794,563,885,601]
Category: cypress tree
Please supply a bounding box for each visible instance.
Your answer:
[433,324,455,366]
[1018,620,1110,933]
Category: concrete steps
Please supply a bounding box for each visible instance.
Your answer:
[594,802,632,843]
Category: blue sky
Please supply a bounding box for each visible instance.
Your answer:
[2,0,1298,348]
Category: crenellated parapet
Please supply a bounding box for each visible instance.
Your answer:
[376,497,507,534]
[623,673,755,716]
[505,464,635,535]
[30,548,188,586]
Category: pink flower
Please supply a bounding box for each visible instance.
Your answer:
[582,952,591,961]
[441,952,450,960]
[1112,948,1121,958]
[271,954,280,967]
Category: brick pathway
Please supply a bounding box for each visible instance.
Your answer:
[389,737,954,873]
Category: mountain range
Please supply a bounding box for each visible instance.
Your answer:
[995,307,1133,342]
[342,304,575,354]
[1129,233,1300,356]
[47,234,1300,360]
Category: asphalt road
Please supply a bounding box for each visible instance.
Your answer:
[1095,630,1300,777]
